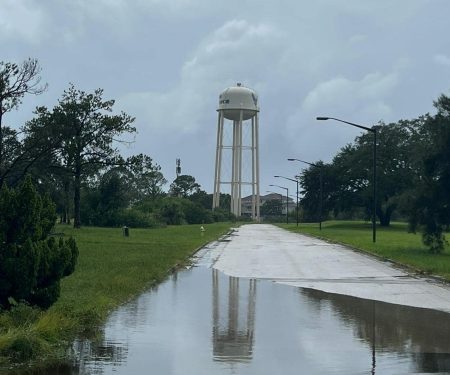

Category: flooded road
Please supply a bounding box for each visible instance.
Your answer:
[12,246,450,375]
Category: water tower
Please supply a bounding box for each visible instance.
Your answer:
[212,83,260,220]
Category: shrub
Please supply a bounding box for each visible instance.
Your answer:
[0,177,78,309]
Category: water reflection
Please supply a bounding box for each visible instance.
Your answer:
[5,266,450,375]
[212,269,256,362]
[72,338,128,372]
[300,288,450,373]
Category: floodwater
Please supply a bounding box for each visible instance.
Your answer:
[9,249,450,375]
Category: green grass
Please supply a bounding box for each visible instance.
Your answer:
[0,223,232,366]
[279,220,450,280]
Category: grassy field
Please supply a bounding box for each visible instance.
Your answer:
[279,221,450,280]
[0,223,232,366]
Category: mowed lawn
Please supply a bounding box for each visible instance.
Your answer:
[279,221,450,280]
[0,223,232,364]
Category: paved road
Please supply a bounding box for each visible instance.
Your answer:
[211,224,450,313]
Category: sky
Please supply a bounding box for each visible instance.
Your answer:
[2,0,450,196]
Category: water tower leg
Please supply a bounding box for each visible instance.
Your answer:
[213,112,225,209]
[251,116,256,220]
[213,112,222,209]
[237,110,243,217]
[255,113,260,221]
[231,120,237,216]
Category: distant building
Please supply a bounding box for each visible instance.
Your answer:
[241,193,295,217]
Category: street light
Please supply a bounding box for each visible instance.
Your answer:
[274,175,299,227]
[316,116,377,243]
[288,158,323,230]
[269,184,289,224]
[266,190,283,217]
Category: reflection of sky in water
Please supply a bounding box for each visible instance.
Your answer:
[9,265,450,375]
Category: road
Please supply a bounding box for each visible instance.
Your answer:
[210,224,450,313]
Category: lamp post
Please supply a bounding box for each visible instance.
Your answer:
[288,158,323,230]
[274,175,299,227]
[316,116,377,243]
[269,184,289,224]
[266,190,283,217]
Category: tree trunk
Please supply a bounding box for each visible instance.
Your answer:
[377,205,394,227]
[73,165,81,228]
[63,179,70,224]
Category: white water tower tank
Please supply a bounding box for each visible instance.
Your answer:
[218,83,258,121]
[213,83,260,220]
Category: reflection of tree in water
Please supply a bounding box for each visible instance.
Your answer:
[212,269,256,363]
[300,288,450,373]
[72,336,129,374]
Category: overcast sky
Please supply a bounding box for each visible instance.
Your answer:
[2,0,450,196]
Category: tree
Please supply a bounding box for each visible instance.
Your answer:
[0,58,47,185]
[300,122,417,226]
[123,154,166,202]
[0,176,78,309]
[261,198,283,216]
[24,84,136,228]
[407,95,450,252]
[169,175,200,197]
[188,189,212,209]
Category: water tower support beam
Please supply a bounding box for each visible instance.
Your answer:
[212,111,224,209]
[255,113,260,221]
[231,120,237,215]
[237,110,243,217]
[251,116,256,219]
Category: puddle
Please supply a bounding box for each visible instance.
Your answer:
[6,251,450,375]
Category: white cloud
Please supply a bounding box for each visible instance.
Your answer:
[434,54,450,67]
[301,72,398,117]
[0,0,46,44]
[118,19,284,135]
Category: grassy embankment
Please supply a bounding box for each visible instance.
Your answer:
[279,221,450,280]
[0,223,232,366]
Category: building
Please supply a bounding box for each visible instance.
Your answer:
[241,193,296,217]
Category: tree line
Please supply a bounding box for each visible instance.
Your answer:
[0,58,233,309]
[1,58,234,233]
[299,94,450,252]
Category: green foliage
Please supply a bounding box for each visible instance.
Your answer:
[23,84,136,228]
[0,58,47,186]
[0,177,78,309]
[0,303,42,332]
[123,154,167,201]
[299,93,450,252]
[212,208,235,222]
[181,199,213,224]
[169,175,200,197]
[261,198,283,217]
[158,197,186,225]
[405,95,450,253]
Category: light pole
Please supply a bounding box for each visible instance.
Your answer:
[288,158,323,230]
[274,175,299,227]
[316,116,377,243]
[269,184,289,224]
[266,190,283,217]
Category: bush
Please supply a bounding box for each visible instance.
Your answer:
[0,177,78,309]
[212,208,235,222]
[81,207,158,228]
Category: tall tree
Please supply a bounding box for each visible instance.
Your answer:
[407,95,450,252]
[169,174,200,197]
[0,58,47,184]
[124,154,167,202]
[24,85,135,228]
[301,123,417,226]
